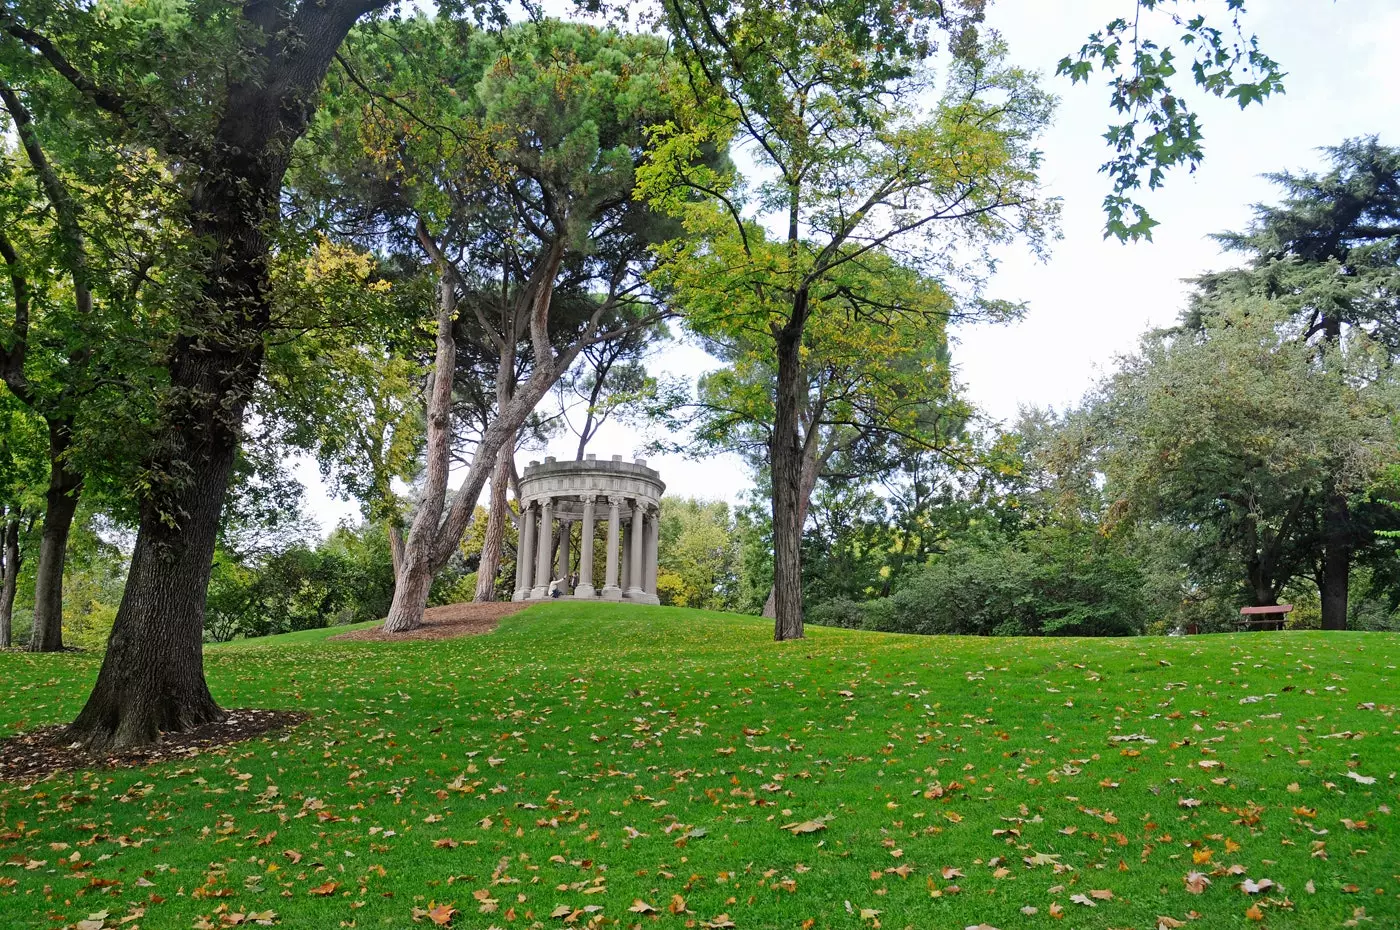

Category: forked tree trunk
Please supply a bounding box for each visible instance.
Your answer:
[1320,489,1350,631]
[474,444,512,602]
[0,511,19,648]
[28,419,82,652]
[386,239,573,633]
[770,317,806,641]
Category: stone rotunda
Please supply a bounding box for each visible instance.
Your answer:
[512,454,664,605]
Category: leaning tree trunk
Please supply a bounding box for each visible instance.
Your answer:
[770,318,806,641]
[0,511,19,648]
[383,275,457,633]
[474,444,512,602]
[28,419,82,653]
[1319,489,1351,631]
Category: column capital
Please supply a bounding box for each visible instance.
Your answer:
[607,494,625,507]
[581,493,597,504]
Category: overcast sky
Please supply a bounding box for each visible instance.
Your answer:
[298,0,1400,532]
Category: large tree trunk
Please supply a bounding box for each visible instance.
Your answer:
[28,419,81,652]
[1319,489,1351,631]
[65,335,251,748]
[770,318,806,641]
[0,510,19,648]
[64,0,384,747]
[384,274,457,633]
[474,444,512,602]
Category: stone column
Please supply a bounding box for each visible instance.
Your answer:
[621,520,631,592]
[531,497,553,599]
[514,501,536,601]
[557,519,572,595]
[626,499,645,599]
[576,496,597,598]
[645,505,660,597]
[602,496,622,601]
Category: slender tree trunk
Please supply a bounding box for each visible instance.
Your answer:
[386,240,577,633]
[28,419,81,652]
[1320,489,1351,631]
[384,274,457,633]
[770,318,806,641]
[474,444,512,602]
[0,510,19,649]
[762,435,824,619]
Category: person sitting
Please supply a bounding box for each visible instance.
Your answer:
[549,578,563,598]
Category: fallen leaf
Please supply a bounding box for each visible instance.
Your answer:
[426,903,456,926]
[1185,872,1211,894]
[307,882,338,897]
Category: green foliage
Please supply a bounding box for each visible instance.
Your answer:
[1059,1,1284,240]
[858,522,1150,638]
[655,497,741,611]
[205,522,395,642]
[1097,301,1400,605]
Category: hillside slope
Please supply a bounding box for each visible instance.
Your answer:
[1,603,1397,929]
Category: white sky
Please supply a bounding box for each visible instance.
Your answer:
[298,0,1400,532]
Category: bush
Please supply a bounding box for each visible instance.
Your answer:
[205,521,395,641]
[869,523,1150,638]
[807,597,867,629]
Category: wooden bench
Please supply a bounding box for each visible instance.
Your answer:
[1238,604,1292,631]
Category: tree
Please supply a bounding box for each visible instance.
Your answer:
[1097,302,1400,615]
[655,497,741,610]
[659,254,977,617]
[2,0,401,748]
[0,394,45,647]
[1194,138,1400,628]
[307,17,697,631]
[646,2,1055,639]
[0,60,171,652]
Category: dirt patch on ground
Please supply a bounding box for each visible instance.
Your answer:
[0,708,309,783]
[331,600,531,642]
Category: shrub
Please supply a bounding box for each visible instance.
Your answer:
[870,523,1150,637]
[806,597,867,629]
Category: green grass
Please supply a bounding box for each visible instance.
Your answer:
[2,603,1398,930]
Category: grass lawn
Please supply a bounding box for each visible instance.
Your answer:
[1,603,1397,930]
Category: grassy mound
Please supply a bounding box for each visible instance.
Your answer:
[1,603,1397,929]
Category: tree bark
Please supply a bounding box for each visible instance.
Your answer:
[384,272,457,633]
[770,312,806,641]
[386,238,588,632]
[0,510,19,649]
[1320,488,1350,630]
[28,418,81,652]
[762,428,825,619]
[65,335,249,748]
[474,444,512,602]
[63,0,389,749]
